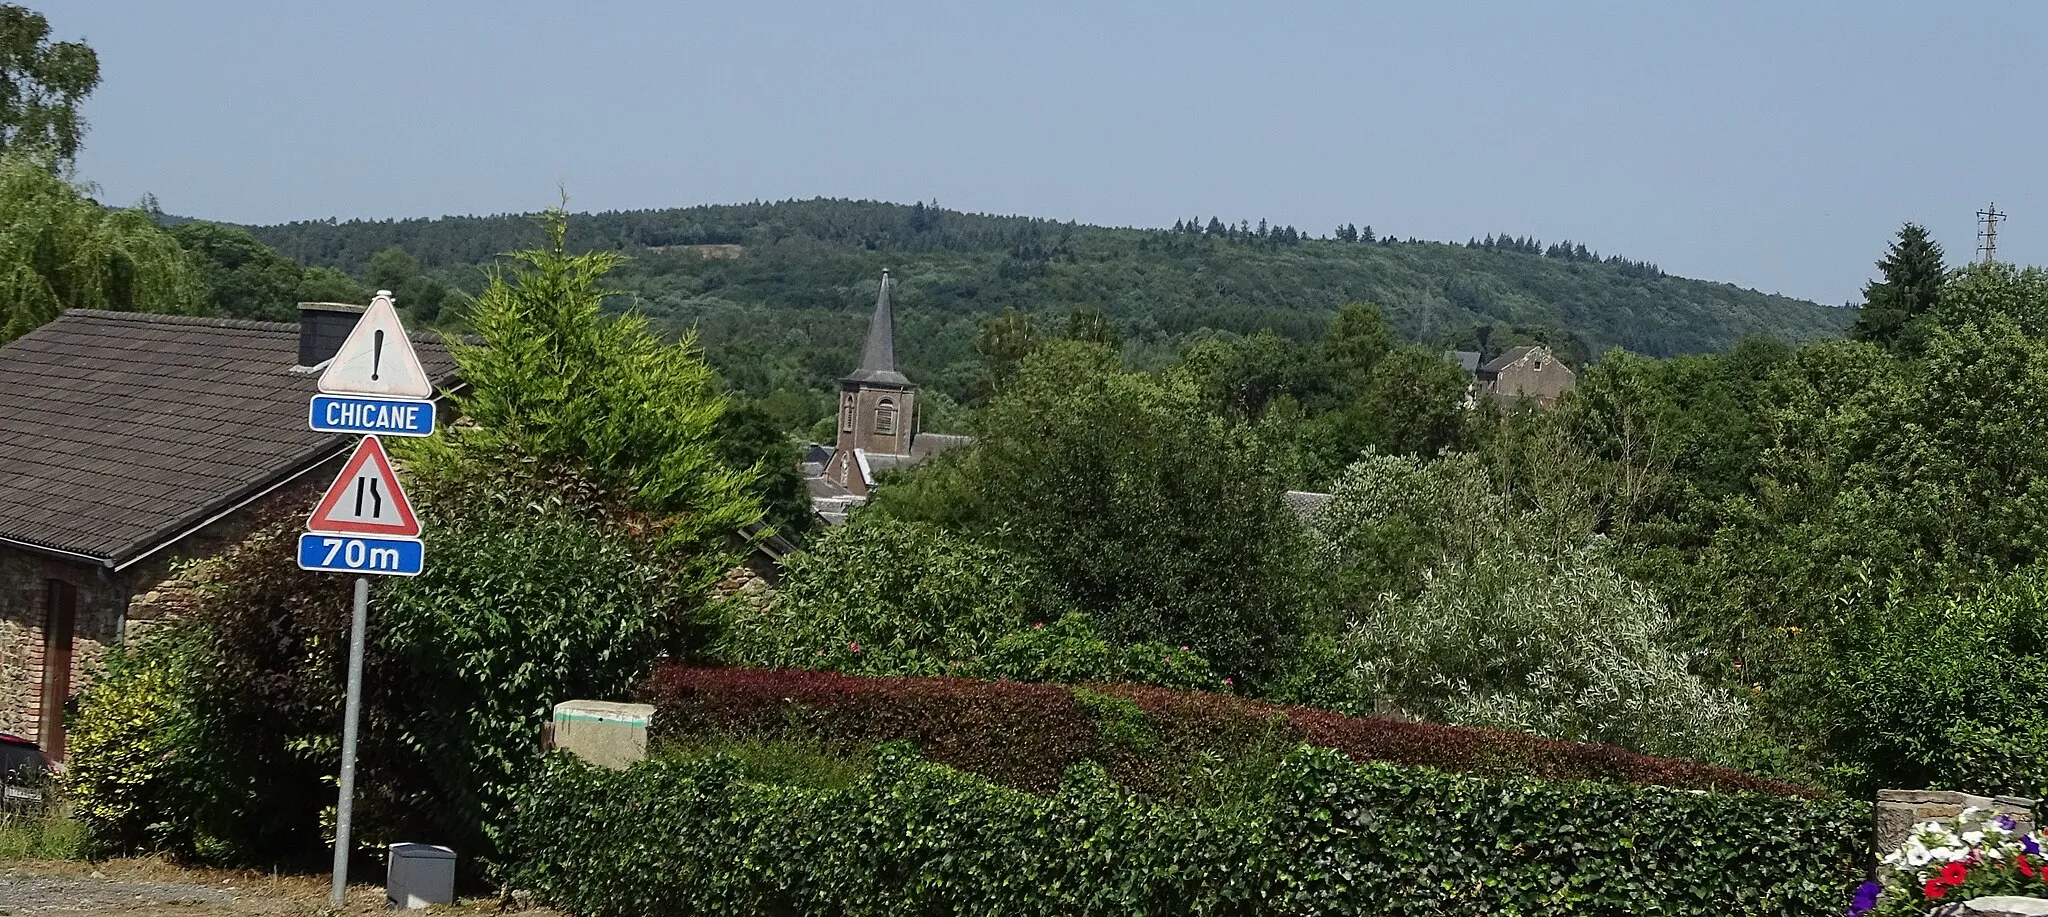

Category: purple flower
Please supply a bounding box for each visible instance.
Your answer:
[1998,815,2018,831]
[1847,880,1880,917]
[2024,834,2042,856]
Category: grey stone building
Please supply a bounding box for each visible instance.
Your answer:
[1446,345,1577,408]
[806,271,969,523]
[0,305,454,760]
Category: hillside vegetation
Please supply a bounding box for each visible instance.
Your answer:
[245,199,1851,408]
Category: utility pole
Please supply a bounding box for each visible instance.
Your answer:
[1978,202,2007,264]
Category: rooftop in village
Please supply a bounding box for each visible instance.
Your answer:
[0,308,458,569]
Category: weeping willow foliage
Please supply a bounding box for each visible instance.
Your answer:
[0,154,205,342]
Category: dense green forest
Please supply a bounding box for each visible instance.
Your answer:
[242,199,1852,425]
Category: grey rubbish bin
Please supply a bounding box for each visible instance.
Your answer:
[387,843,456,909]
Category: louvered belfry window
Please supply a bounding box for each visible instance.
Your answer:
[876,398,897,435]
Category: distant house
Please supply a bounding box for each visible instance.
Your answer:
[0,305,456,761]
[804,271,971,524]
[1446,345,1576,408]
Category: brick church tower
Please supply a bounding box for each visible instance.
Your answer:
[825,270,916,495]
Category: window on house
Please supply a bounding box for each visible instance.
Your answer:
[840,396,854,432]
[875,399,897,435]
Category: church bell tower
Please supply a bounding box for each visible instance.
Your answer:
[827,270,916,493]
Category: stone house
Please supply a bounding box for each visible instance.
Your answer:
[1476,345,1576,407]
[0,305,455,761]
[805,271,970,523]
[1447,345,1577,408]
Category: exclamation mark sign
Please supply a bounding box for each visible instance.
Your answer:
[371,330,385,381]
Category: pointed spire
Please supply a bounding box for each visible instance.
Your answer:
[847,269,911,385]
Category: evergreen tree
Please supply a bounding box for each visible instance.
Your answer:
[1851,223,1946,349]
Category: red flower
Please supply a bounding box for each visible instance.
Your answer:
[1925,879,1947,899]
[1940,862,1970,886]
[2020,855,2036,879]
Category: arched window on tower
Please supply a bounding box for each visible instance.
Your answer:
[875,398,898,435]
[840,395,854,432]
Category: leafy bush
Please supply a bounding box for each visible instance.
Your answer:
[656,736,874,791]
[641,666,1815,798]
[512,744,1867,917]
[875,341,1312,686]
[375,468,724,870]
[1805,565,2048,798]
[974,613,1222,691]
[1300,450,1750,761]
[1353,547,1750,759]
[62,629,198,854]
[715,516,1050,675]
[716,520,1222,689]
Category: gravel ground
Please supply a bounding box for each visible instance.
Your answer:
[0,860,555,917]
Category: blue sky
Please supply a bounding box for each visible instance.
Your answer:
[39,1,2047,305]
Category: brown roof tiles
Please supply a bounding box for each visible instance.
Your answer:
[0,310,456,566]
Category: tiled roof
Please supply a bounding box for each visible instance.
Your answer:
[1480,346,1540,375]
[0,310,457,566]
[1445,350,1481,374]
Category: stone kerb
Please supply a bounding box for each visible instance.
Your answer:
[1876,790,2037,859]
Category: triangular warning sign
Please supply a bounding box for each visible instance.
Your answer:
[318,293,433,398]
[307,436,422,537]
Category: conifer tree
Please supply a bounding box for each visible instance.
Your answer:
[1852,223,1947,348]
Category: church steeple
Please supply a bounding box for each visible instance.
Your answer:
[847,269,910,386]
[827,271,919,493]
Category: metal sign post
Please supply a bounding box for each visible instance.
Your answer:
[297,293,436,908]
[332,576,370,907]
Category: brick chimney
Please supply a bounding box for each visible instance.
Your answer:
[297,301,366,368]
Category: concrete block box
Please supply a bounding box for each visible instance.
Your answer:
[387,842,456,909]
[551,700,653,769]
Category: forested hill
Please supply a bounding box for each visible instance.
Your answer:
[245,198,1850,406]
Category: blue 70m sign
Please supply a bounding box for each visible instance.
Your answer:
[296,533,425,576]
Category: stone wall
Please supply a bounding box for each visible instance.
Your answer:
[0,547,124,747]
[1875,789,2038,858]
[0,468,332,756]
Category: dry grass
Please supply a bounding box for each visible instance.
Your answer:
[0,857,559,916]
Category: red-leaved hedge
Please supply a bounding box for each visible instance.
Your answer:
[639,665,1818,797]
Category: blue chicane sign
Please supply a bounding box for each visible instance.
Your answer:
[309,394,437,437]
[296,533,425,576]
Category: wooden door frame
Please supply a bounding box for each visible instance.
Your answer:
[40,579,76,762]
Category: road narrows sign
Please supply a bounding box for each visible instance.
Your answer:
[318,293,433,398]
[306,436,422,537]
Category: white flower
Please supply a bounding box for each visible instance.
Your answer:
[1963,830,1985,844]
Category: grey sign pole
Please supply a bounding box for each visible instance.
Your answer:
[330,575,370,907]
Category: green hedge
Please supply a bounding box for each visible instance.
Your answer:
[643,665,1818,797]
[513,746,1868,917]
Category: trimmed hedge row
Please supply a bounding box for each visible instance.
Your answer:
[641,665,1818,797]
[513,746,1868,917]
